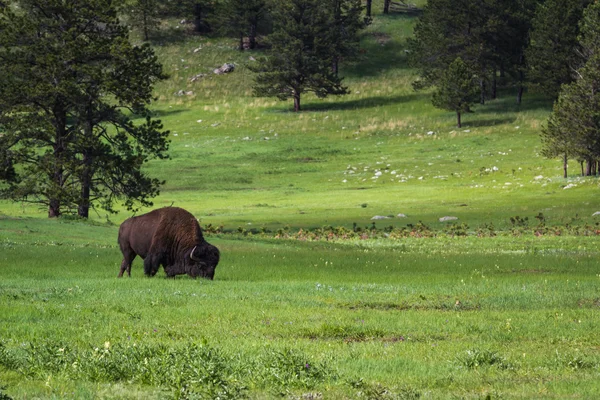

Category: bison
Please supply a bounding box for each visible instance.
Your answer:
[117,207,220,279]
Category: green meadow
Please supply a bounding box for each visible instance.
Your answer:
[1,1,600,398]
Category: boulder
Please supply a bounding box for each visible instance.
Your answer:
[371,216,389,220]
[439,216,458,222]
[213,63,235,75]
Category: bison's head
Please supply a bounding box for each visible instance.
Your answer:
[190,243,220,280]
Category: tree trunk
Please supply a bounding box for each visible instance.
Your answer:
[293,92,301,112]
[332,57,339,76]
[586,159,592,176]
[78,149,92,218]
[366,0,372,17]
[193,3,208,33]
[78,113,94,219]
[457,111,462,128]
[383,0,390,14]
[49,198,60,218]
[517,68,525,104]
[249,21,257,50]
[563,153,568,178]
[491,68,497,100]
[581,161,585,176]
[49,107,67,218]
[479,78,486,105]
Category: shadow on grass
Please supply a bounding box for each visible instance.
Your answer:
[463,117,517,128]
[150,108,188,118]
[294,93,427,112]
[145,26,200,47]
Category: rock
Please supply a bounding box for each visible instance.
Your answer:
[397,213,407,218]
[185,91,194,96]
[563,183,577,190]
[193,46,202,53]
[249,56,256,61]
[190,73,205,82]
[439,216,458,222]
[534,175,544,180]
[176,90,185,96]
[196,119,203,123]
[371,216,389,220]
[593,211,600,216]
[427,131,435,135]
[213,63,235,75]
[180,19,187,24]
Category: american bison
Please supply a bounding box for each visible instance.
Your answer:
[117,207,220,279]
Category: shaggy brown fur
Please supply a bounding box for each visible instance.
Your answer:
[117,207,220,279]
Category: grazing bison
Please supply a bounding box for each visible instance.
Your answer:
[117,207,220,279]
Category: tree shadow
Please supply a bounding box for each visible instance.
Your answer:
[274,93,428,113]
[463,117,517,128]
[145,26,198,47]
[150,108,188,118]
[343,38,412,79]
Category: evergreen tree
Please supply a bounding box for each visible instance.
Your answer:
[526,0,592,99]
[216,0,269,51]
[126,0,161,41]
[0,0,169,218]
[409,0,538,105]
[251,0,348,112]
[329,0,365,76]
[431,57,479,128]
[541,1,600,176]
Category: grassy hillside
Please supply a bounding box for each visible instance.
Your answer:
[1,0,598,229]
[1,2,600,399]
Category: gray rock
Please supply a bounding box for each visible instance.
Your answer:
[213,63,235,75]
[439,216,458,222]
[593,211,600,216]
[176,90,185,96]
[190,73,205,82]
[371,216,389,220]
[396,213,407,218]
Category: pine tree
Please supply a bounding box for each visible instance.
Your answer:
[329,0,365,76]
[126,0,161,41]
[216,0,269,51]
[251,0,348,112]
[431,58,479,128]
[0,0,169,218]
[526,0,592,99]
[541,1,600,177]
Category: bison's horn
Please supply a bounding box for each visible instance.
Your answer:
[190,246,207,265]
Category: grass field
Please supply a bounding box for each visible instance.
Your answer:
[1,1,600,398]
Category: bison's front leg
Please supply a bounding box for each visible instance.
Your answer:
[143,254,161,277]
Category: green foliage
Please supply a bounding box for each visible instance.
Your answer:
[124,0,161,40]
[541,1,600,175]
[250,0,349,111]
[431,57,478,127]
[456,349,512,370]
[526,0,592,99]
[0,0,169,218]
[215,0,269,51]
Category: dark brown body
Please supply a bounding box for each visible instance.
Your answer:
[117,207,220,279]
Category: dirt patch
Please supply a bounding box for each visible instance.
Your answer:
[342,299,480,312]
[578,298,600,308]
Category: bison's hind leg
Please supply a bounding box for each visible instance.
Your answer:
[118,248,137,278]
